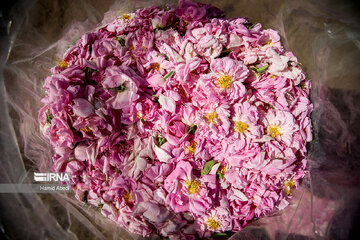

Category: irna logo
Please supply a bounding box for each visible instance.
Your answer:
[34,172,71,182]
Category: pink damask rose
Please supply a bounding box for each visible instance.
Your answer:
[208,57,249,101]
[164,161,217,215]
[196,207,233,237]
[102,66,140,110]
[231,101,262,139]
[262,109,299,146]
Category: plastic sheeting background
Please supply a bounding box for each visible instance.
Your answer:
[0,0,360,239]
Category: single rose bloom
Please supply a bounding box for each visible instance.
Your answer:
[202,57,250,103]
[164,161,217,216]
[262,109,299,146]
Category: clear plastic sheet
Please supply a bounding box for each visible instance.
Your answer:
[1,0,359,239]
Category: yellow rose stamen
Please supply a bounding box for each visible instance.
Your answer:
[137,112,145,120]
[185,141,197,155]
[218,165,226,175]
[59,60,67,69]
[267,124,281,138]
[150,62,160,71]
[234,121,248,134]
[284,180,295,195]
[185,179,200,195]
[123,191,132,202]
[80,126,94,136]
[216,74,232,90]
[121,14,131,20]
[204,112,217,124]
[206,217,220,230]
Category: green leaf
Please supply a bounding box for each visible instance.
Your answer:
[201,160,216,176]
[83,66,96,74]
[114,37,126,46]
[211,232,232,238]
[155,135,166,147]
[257,65,269,73]
[286,92,294,100]
[159,4,170,11]
[105,84,127,93]
[244,22,254,29]
[249,65,268,74]
[187,125,197,135]
[156,26,170,31]
[152,95,159,104]
[159,53,169,61]
[154,23,171,33]
[163,70,175,80]
[265,102,275,109]
[46,112,53,124]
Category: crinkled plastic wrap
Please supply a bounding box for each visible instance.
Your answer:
[1,0,359,239]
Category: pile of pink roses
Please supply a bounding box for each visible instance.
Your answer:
[39,0,313,238]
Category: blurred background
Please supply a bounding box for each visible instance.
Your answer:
[0,0,359,239]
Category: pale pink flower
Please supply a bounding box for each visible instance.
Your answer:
[228,199,255,230]
[188,21,227,61]
[164,161,216,215]
[176,57,208,87]
[202,57,250,102]
[91,39,119,58]
[47,117,75,148]
[122,137,153,179]
[72,116,109,139]
[74,143,98,165]
[177,0,207,21]
[267,50,302,81]
[252,189,280,217]
[257,29,284,53]
[144,50,173,76]
[102,175,137,205]
[242,151,270,170]
[262,109,299,145]
[135,98,158,122]
[102,66,140,111]
[195,103,231,140]
[181,103,197,126]
[143,161,173,185]
[155,29,182,53]
[225,140,261,167]
[232,101,262,139]
[146,73,166,88]
[179,39,197,59]
[196,207,233,236]
[72,98,94,118]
